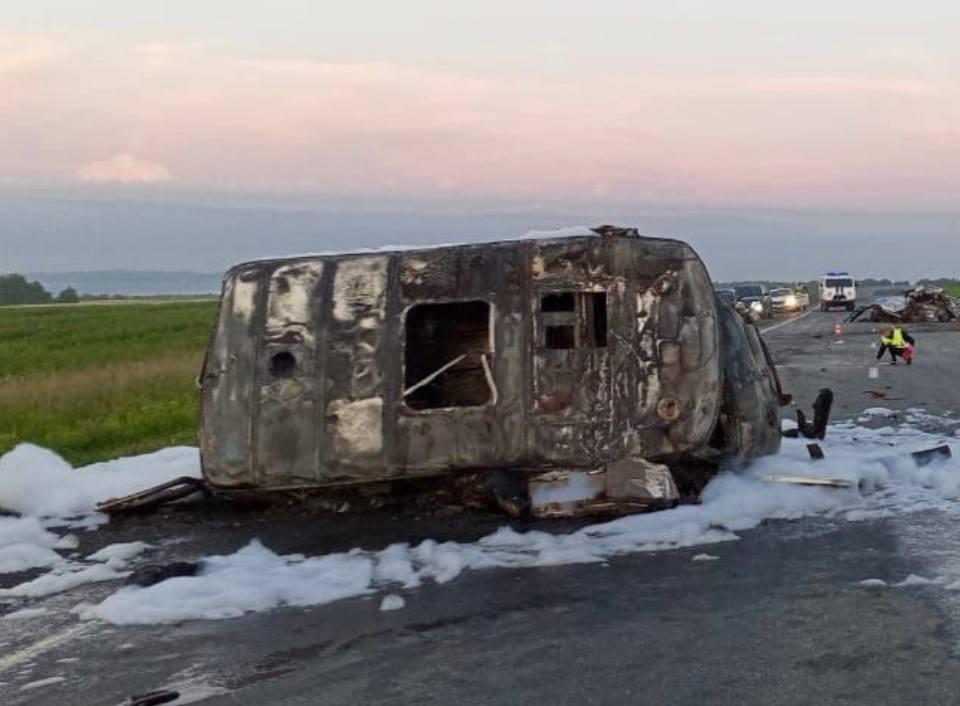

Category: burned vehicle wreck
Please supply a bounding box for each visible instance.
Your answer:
[198,227,786,517]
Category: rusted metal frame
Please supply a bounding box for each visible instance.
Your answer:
[401,354,468,398]
[196,274,229,471]
[382,254,402,475]
[249,266,272,487]
[97,477,207,514]
[480,352,498,406]
[312,259,337,481]
[521,242,535,462]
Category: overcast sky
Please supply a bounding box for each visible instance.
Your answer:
[2,2,958,279]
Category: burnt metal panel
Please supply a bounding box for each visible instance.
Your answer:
[394,244,524,473]
[200,267,263,487]
[713,302,782,460]
[608,237,722,461]
[254,261,325,485]
[321,256,390,479]
[529,238,614,466]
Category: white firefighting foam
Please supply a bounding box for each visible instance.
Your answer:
[1,415,958,624]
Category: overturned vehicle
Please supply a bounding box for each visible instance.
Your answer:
[197,227,788,517]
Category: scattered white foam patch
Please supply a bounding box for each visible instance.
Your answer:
[0,443,200,518]
[82,541,375,624]
[691,553,720,562]
[86,541,152,565]
[380,594,405,611]
[894,574,937,587]
[906,408,960,428]
[56,534,79,550]
[0,517,65,574]
[0,444,197,604]
[0,563,126,599]
[858,578,887,588]
[520,225,595,240]
[79,413,960,625]
[2,607,49,620]
[861,407,897,418]
[244,226,597,264]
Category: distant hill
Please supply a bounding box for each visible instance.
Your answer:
[25,271,222,297]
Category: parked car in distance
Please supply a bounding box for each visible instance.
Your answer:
[770,285,810,313]
[715,288,737,306]
[734,284,773,320]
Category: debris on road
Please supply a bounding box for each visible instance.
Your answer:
[97,477,206,515]
[126,561,201,588]
[910,445,952,467]
[129,690,181,706]
[783,388,833,440]
[849,287,958,323]
[862,390,903,401]
[762,475,853,489]
[806,443,825,460]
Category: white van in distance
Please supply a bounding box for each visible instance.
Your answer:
[818,272,857,311]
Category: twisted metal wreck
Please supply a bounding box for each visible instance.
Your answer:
[198,226,787,516]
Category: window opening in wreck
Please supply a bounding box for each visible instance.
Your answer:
[541,292,575,312]
[584,292,607,347]
[541,291,607,349]
[269,351,297,378]
[403,300,493,410]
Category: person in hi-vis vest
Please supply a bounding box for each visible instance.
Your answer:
[877,323,916,365]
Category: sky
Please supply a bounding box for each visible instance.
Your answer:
[1,2,959,279]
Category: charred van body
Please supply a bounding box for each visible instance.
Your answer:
[198,227,786,516]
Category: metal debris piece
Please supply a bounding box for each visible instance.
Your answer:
[126,561,201,588]
[911,445,952,467]
[528,470,607,518]
[806,443,825,461]
[862,390,903,401]
[763,475,853,489]
[606,457,679,502]
[783,388,833,440]
[129,690,180,706]
[526,458,681,518]
[97,477,207,515]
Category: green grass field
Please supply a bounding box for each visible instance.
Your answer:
[0,301,219,466]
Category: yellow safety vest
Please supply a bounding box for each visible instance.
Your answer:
[881,328,906,348]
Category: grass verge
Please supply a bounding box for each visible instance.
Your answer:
[0,301,218,465]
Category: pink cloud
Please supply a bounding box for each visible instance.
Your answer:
[0,34,62,74]
[2,32,959,208]
[78,154,172,184]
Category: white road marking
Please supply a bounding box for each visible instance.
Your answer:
[759,308,816,334]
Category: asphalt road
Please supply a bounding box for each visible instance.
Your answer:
[4,308,960,706]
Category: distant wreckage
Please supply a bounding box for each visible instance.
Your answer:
[193,226,789,517]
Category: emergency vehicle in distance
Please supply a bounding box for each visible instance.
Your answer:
[818,272,857,311]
